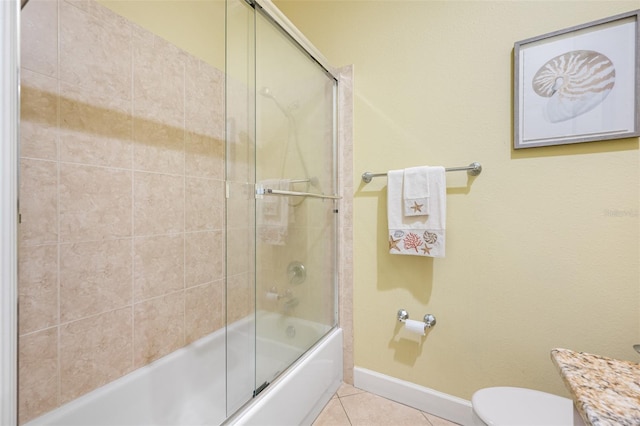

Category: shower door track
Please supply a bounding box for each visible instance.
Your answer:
[243,0,338,82]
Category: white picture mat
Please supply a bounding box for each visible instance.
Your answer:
[517,17,637,146]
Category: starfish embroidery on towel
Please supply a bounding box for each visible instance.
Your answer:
[411,201,423,213]
[421,245,431,255]
[389,236,400,251]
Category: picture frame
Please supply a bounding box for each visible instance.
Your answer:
[514,10,640,149]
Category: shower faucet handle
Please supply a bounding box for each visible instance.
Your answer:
[287,261,306,285]
[267,286,293,301]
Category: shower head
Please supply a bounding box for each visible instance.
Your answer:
[259,86,292,118]
[259,87,275,99]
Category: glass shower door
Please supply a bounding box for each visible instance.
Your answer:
[253,6,338,392]
[225,0,338,414]
[225,0,258,416]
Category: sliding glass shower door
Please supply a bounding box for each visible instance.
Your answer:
[253,5,338,391]
[225,0,338,415]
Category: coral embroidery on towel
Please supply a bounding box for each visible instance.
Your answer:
[403,232,423,252]
[389,229,442,256]
[410,202,423,213]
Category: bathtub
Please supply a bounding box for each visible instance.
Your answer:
[26,312,342,426]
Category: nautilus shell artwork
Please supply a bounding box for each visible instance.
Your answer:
[532,50,615,123]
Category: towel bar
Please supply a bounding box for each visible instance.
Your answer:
[362,162,482,183]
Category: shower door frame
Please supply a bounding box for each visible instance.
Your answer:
[251,0,337,80]
[0,0,20,424]
[225,0,341,417]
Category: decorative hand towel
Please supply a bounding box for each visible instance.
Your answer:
[257,179,292,245]
[388,167,446,257]
[403,166,430,217]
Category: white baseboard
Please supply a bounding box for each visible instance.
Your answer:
[354,367,474,426]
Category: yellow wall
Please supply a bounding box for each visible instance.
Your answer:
[274,0,640,400]
[97,0,225,69]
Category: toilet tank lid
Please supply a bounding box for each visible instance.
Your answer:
[472,387,574,426]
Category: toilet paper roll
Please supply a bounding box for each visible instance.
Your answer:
[404,319,426,336]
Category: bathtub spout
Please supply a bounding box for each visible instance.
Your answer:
[267,287,293,302]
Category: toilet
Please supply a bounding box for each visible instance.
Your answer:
[471,387,586,426]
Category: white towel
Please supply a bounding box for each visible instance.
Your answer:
[388,167,446,257]
[257,179,292,245]
[403,166,430,217]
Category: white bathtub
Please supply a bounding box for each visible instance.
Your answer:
[26,312,342,426]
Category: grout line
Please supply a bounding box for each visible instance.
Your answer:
[421,411,435,426]
[17,324,58,339]
[42,230,225,248]
[336,395,353,425]
[45,159,225,181]
[55,304,135,331]
[335,384,365,399]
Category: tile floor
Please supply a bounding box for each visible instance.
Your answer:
[312,383,460,426]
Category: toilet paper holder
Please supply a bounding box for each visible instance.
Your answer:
[397,309,437,328]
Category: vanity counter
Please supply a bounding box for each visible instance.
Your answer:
[551,348,640,426]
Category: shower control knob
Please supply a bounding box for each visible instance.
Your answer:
[287,261,306,285]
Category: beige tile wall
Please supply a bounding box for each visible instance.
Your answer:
[19,0,352,423]
[337,65,354,385]
[18,0,225,423]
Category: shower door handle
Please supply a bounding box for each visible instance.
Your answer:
[258,187,342,200]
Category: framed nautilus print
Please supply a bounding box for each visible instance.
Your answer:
[514,9,640,149]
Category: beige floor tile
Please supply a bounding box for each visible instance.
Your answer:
[312,398,351,426]
[336,382,364,398]
[423,411,460,425]
[340,392,431,426]
[316,385,461,426]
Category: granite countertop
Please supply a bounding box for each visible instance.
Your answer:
[551,348,640,426]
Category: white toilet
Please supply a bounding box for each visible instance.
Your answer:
[471,387,586,426]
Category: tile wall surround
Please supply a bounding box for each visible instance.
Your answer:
[18,0,354,423]
[18,0,226,423]
[337,65,354,385]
